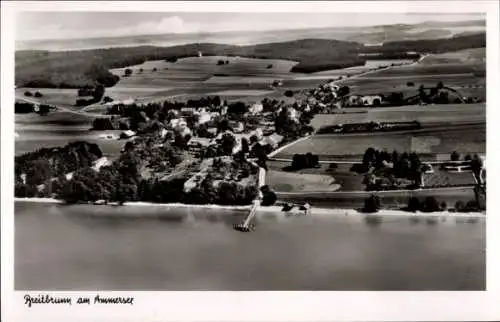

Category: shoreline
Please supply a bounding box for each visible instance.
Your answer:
[15,197,485,218]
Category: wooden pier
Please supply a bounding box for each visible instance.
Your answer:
[234,200,260,232]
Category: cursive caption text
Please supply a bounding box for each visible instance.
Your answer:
[24,294,134,308]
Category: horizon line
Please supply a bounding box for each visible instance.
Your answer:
[16,18,485,43]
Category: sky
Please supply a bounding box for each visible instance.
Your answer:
[16,12,485,41]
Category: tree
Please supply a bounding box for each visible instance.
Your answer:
[24,91,33,97]
[471,154,483,183]
[220,133,236,156]
[337,86,350,97]
[406,82,415,87]
[387,92,404,106]
[93,84,105,102]
[34,91,43,98]
[124,68,133,77]
[455,200,465,212]
[227,101,247,116]
[363,195,381,213]
[139,68,144,73]
[407,197,421,212]
[421,196,440,213]
[267,64,273,69]
[261,189,277,206]
[216,118,232,134]
[418,85,427,102]
[103,96,113,103]
[284,90,294,97]
[450,151,460,162]
[152,67,157,72]
[241,137,250,154]
[436,81,444,90]
[362,147,376,167]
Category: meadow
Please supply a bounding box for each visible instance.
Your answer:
[15,112,124,156]
[267,161,364,192]
[276,186,477,210]
[309,103,486,129]
[15,88,81,109]
[266,160,475,193]
[265,170,341,193]
[419,48,485,65]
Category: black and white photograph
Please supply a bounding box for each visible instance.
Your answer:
[2,1,499,320]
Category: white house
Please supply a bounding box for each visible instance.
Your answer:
[233,122,244,133]
[120,130,136,139]
[197,112,212,125]
[92,157,112,171]
[169,118,188,129]
[260,133,283,149]
[177,126,192,137]
[249,103,263,115]
[251,128,264,140]
[123,98,135,105]
[327,82,340,92]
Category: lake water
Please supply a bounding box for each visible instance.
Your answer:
[15,202,485,290]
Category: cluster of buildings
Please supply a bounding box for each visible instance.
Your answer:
[308,80,385,112]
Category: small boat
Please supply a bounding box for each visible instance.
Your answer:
[233,223,254,232]
[281,203,295,212]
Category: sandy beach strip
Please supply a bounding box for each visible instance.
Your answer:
[14,197,484,218]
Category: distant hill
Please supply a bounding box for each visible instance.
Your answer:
[16,19,485,51]
[15,33,486,89]
[15,39,364,88]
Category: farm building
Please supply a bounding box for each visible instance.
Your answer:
[361,95,383,106]
[180,107,197,115]
[343,95,364,107]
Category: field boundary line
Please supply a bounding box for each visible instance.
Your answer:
[275,186,475,196]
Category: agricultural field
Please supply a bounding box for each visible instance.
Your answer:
[15,88,81,109]
[15,112,124,156]
[423,169,476,188]
[106,56,303,102]
[265,170,341,192]
[341,61,485,99]
[267,161,365,192]
[275,122,485,160]
[104,57,419,103]
[419,48,486,65]
[309,103,486,128]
